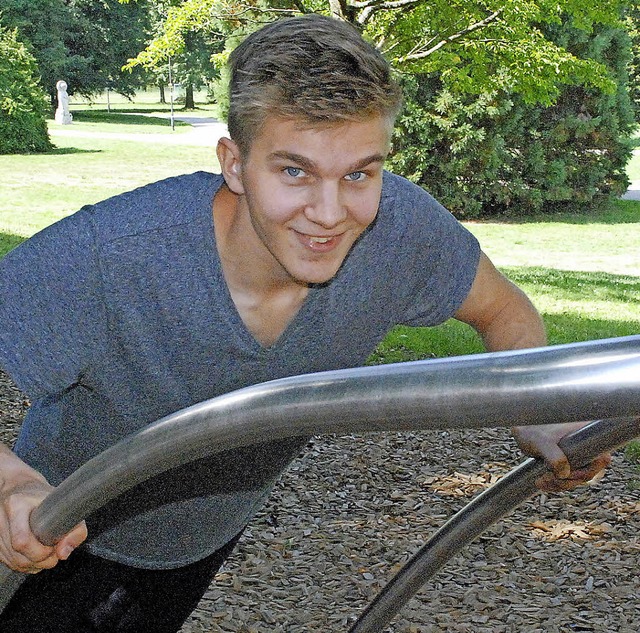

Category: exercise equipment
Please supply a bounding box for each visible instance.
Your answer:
[1,336,639,627]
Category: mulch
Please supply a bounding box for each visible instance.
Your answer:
[1,369,638,632]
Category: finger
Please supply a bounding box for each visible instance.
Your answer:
[55,521,88,560]
[563,454,611,483]
[536,442,572,479]
[535,472,574,492]
[12,550,60,574]
[0,527,58,573]
[590,453,612,472]
[535,454,611,492]
[1,490,61,569]
[5,505,56,565]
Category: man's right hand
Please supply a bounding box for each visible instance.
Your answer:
[0,447,87,573]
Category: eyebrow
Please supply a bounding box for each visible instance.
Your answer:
[269,151,387,173]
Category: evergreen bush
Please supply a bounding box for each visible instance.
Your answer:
[389,20,636,218]
[0,23,52,154]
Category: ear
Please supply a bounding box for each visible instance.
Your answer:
[217,137,245,195]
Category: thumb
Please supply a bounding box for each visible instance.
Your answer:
[537,443,571,479]
[55,521,88,560]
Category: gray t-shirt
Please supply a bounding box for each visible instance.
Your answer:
[0,170,480,568]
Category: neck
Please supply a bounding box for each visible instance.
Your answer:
[212,185,309,347]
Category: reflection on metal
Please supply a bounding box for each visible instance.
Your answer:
[0,336,639,619]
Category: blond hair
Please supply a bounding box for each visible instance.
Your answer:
[227,14,402,154]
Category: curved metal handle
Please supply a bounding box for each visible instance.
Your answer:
[0,336,639,614]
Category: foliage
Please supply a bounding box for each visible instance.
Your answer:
[120,0,227,107]
[0,23,52,154]
[133,0,626,105]
[1,0,151,101]
[388,19,636,217]
[364,0,623,106]
[625,2,640,118]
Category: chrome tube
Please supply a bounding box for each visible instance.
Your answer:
[0,336,638,613]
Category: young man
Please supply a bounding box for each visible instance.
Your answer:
[0,14,609,632]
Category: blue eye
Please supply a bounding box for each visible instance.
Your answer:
[345,171,365,182]
[285,167,305,178]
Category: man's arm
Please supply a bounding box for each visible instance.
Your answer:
[453,251,610,490]
[454,252,546,351]
[0,445,87,572]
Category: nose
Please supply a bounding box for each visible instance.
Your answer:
[304,181,347,228]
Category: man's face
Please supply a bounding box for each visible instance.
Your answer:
[231,116,391,286]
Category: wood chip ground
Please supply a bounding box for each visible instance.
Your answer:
[1,370,638,632]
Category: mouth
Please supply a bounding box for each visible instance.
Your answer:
[295,231,343,252]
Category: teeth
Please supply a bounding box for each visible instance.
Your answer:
[309,236,332,243]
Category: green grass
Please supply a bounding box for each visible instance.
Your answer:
[67,109,192,134]
[0,115,218,239]
[467,201,640,277]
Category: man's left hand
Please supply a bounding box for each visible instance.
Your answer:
[512,422,611,492]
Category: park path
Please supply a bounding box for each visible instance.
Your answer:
[48,113,229,147]
[621,186,640,200]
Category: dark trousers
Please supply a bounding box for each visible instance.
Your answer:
[0,535,241,633]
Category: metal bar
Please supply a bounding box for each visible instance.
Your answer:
[348,416,640,632]
[0,336,638,613]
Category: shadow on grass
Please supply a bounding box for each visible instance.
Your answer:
[68,110,190,127]
[0,232,26,259]
[544,312,640,343]
[501,266,640,306]
[371,309,638,367]
[48,146,101,156]
[472,198,640,226]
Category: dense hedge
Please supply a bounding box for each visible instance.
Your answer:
[388,22,635,218]
[0,24,52,154]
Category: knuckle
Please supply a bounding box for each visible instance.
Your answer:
[10,532,31,553]
[37,556,59,570]
[12,558,38,573]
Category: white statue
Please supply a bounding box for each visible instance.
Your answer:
[55,80,73,125]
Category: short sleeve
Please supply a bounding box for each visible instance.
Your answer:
[374,173,481,327]
[401,200,480,326]
[0,208,107,399]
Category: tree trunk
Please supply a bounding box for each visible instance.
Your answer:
[158,82,166,104]
[184,83,195,109]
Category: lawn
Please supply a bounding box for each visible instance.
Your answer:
[0,112,219,241]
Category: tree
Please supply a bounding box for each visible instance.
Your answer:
[0,23,52,153]
[64,0,153,99]
[121,0,226,109]
[125,0,637,215]
[1,0,151,102]
[387,12,636,216]
[133,0,624,103]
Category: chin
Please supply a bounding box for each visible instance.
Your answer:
[292,266,341,286]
